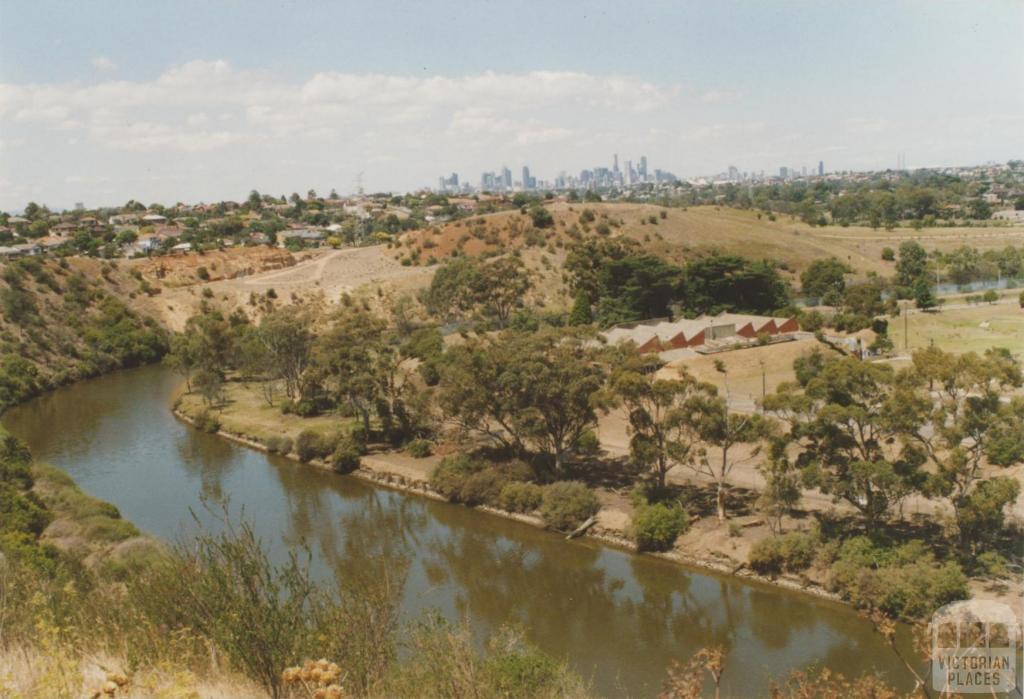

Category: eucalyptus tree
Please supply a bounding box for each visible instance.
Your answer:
[763,354,925,530]
[611,353,715,489]
[437,327,610,472]
[895,346,1024,550]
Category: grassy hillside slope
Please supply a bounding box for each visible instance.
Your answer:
[0,256,168,410]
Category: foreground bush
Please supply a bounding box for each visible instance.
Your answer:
[748,531,817,575]
[498,482,545,513]
[826,537,968,618]
[540,481,600,532]
[384,615,589,699]
[631,503,689,552]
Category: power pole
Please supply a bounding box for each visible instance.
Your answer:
[904,305,909,350]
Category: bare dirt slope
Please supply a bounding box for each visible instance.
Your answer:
[132,246,295,287]
[143,245,434,331]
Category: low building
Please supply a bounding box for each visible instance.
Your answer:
[601,312,800,354]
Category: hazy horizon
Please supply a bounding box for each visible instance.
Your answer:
[1,0,1022,210]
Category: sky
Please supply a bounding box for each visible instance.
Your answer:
[0,0,1022,210]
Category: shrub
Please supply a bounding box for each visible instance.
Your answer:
[482,633,564,698]
[280,399,320,417]
[294,429,331,463]
[630,503,689,552]
[192,408,221,434]
[748,531,817,575]
[459,469,510,506]
[429,453,485,501]
[349,424,370,451]
[573,430,601,457]
[264,435,293,455]
[798,310,825,332]
[881,247,895,261]
[497,482,544,513]
[330,439,362,474]
[826,537,968,618]
[406,439,433,458]
[539,481,599,532]
[529,207,554,228]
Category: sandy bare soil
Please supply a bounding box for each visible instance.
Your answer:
[143,245,434,330]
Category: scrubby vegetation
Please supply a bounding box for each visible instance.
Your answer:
[630,502,690,551]
[747,530,817,575]
[0,432,590,699]
[0,257,168,410]
[498,481,545,514]
[539,481,600,532]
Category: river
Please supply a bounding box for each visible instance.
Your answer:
[2,364,919,697]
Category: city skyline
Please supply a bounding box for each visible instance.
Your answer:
[1,1,1022,209]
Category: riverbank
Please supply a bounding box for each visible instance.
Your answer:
[173,387,850,607]
[4,363,937,697]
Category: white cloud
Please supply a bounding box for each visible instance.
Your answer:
[2,58,1015,209]
[91,56,117,72]
[699,89,741,104]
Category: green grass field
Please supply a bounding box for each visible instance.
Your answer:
[889,302,1024,356]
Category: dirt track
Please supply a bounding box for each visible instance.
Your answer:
[148,245,433,330]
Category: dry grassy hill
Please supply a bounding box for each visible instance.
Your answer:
[398,202,1024,289]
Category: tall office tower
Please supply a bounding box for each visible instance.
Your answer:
[818,160,824,176]
[728,165,739,180]
[613,153,619,174]
[501,167,512,189]
[779,166,789,179]
[438,177,445,191]
[639,156,648,178]
[522,166,531,190]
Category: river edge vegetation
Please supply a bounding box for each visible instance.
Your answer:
[2,195,1023,697]
[2,427,945,699]
[169,257,1023,627]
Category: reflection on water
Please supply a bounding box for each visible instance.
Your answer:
[3,364,920,697]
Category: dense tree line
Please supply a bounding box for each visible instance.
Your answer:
[561,238,790,326]
[635,165,1024,228]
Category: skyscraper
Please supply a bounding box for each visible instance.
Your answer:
[522,166,532,190]
[639,156,648,179]
[613,153,619,174]
[818,160,824,176]
[502,166,512,189]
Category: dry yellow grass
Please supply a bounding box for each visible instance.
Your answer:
[0,647,262,699]
[657,337,823,409]
[398,203,1024,299]
[178,381,351,444]
[889,301,1024,357]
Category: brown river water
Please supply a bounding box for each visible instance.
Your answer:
[3,364,924,697]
